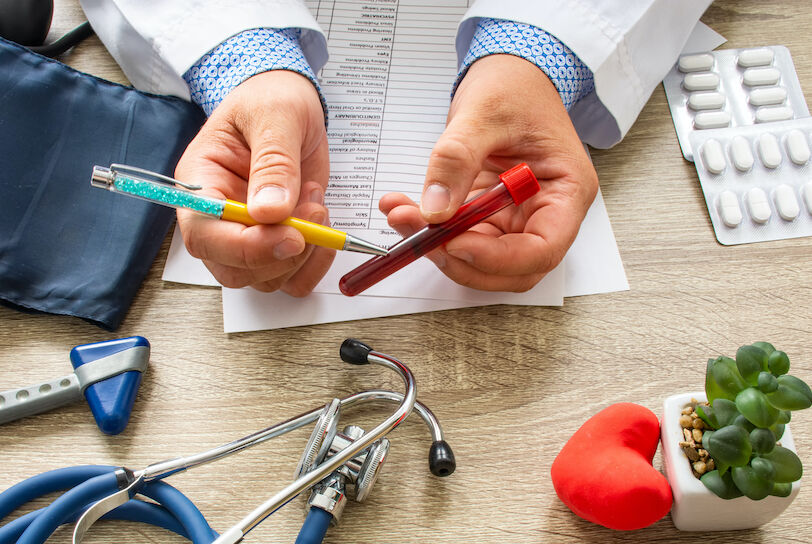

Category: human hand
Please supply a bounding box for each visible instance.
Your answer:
[175,70,333,295]
[380,54,598,292]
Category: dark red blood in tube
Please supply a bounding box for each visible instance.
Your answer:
[339,163,539,296]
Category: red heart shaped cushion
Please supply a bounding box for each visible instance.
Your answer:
[551,402,672,530]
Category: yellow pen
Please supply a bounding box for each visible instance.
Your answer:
[91,164,388,256]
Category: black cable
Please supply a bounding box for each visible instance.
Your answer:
[29,21,94,57]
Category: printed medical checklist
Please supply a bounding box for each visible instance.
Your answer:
[306,0,471,247]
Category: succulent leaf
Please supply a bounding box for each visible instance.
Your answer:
[736,345,768,386]
[736,388,779,428]
[705,358,727,403]
[708,356,748,402]
[757,371,779,393]
[770,482,793,497]
[767,350,790,376]
[749,428,776,454]
[695,404,718,429]
[763,446,803,483]
[776,410,791,425]
[707,425,752,468]
[751,457,777,481]
[732,414,756,432]
[767,375,812,411]
[752,342,776,356]
[701,470,744,499]
[732,465,773,500]
[711,398,740,427]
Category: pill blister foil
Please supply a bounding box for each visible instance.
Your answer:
[664,46,809,161]
[690,118,812,245]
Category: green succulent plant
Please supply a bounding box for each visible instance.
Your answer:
[697,342,811,500]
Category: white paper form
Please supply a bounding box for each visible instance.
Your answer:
[223,287,517,333]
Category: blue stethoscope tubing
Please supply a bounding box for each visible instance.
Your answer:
[294,507,332,544]
[0,465,218,544]
[0,465,338,544]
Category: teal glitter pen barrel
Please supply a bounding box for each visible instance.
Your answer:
[90,164,389,256]
[91,166,225,217]
[114,176,225,216]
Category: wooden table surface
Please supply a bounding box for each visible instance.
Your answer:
[1,1,810,542]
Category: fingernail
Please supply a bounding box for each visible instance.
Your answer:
[309,187,324,205]
[273,238,301,260]
[421,184,450,215]
[311,211,327,226]
[447,249,474,264]
[254,185,288,207]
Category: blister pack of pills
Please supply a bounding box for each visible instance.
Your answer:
[663,46,809,161]
[690,118,812,245]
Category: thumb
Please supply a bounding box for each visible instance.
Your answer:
[420,113,501,223]
[244,118,303,224]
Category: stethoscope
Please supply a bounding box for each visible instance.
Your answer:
[0,339,456,544]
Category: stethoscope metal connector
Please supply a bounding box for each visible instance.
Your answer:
[307,472,348,524]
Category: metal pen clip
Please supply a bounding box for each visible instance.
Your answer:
[92,164,203,191]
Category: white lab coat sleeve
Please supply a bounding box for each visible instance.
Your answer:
[79,0,327,100]
[457,0,713,148]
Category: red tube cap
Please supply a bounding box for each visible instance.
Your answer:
[499,163,540,205]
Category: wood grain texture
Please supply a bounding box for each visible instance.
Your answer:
[1,1,810,542]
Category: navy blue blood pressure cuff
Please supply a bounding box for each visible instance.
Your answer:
[0,38,205,329]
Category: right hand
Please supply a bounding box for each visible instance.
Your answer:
[174,70,333,296]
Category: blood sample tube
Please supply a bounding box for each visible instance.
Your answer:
[339,163,540,296]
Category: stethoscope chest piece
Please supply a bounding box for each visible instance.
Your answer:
[352,434,390,502]
[295,398,341,479]
[297,401,393,508]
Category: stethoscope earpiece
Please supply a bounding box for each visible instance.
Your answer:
[429,440,457,477]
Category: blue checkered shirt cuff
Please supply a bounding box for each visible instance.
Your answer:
[183,28,326,119]
[456,18,594,111]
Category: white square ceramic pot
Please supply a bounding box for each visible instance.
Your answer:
[661,392,800,531]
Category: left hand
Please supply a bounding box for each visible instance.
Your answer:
[380,54,599,292]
